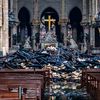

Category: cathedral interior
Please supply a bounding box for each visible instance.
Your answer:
[0,0,100,54]
[0,0,100,100]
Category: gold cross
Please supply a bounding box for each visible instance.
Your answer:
[44,16,56,31]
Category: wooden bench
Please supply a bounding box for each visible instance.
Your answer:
[86,73,100,100]
[0,69,46,100]
[81,68,100,87]
[81,68,100,100]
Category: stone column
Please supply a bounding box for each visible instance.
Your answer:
[0,0,2,27]
[11,0,19,48]
[89,0,92,21]
[97,0,100,12]
[60,0,67,46]
[61,0,65,19]
[82,0,88,52]
[13,0,18,21]
[82,0,87,21]
[2,0,9,55]
[0,27,2,51]
[90,0,96,47]
[96,0,98,14]
[10,0,13,12]
[32,0,39,50]
[0,0,3,51]
[92,0,96,16]
[88,0,92,47]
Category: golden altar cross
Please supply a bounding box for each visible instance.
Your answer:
[44,16,56,31]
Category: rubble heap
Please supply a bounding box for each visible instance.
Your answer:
[0,47,99,100]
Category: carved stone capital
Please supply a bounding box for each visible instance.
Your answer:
[32,19,40,25]
[59,18,67,24]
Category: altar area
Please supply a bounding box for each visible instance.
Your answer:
[40,31,58,49]
[40,15,58,49]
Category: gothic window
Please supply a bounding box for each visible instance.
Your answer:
[69,7,83,43]
[17,7,32,47]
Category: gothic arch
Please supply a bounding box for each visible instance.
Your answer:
[40,7,62,43]
[17,7,32,45]
[69,7,83,47]
[40,7,59,18]
[40,7,59,23]
[18,7,30,24]
[69,7,82,25]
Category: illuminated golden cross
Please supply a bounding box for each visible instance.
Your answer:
[44,15,56,31]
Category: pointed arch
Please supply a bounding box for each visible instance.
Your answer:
[69,7,84,46]
[69,7,82,25]
[40,7,62,43]
[17,7,32,46]
[18,7,30,23]
[40,7,59,23]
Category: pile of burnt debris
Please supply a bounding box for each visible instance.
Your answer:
[0,47,100,70]
[0,47,99,100]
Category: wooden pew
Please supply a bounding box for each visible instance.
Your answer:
[81,68,100,100]
[0,87,25,100]
[0,69,50,85]
[0,69,46,100]
[86,73,100,100]
[81,68,100,87]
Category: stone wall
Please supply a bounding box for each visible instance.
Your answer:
[39,0,82,19]
[17,0,83,22]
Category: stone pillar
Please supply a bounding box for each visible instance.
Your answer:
[0,0,3,51]
[11,0,19,48]
[88,0,92,49]
[0,0,2,27]
[90,0,96,47]
[82,0,87,21]
[0,0,9,55]
[92,0,97,16]
[89,0,92,22]
[96,0,98,14]
[10,0,13,12]
[2,0,9,55]
[0,27,2,51]
[61,0,65,18]
[82,0,88,52]
[97,0,100,12]
[32,0,39,50]
[90,27,95,47]
[60,0,67,46]
[13,0,18,21]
